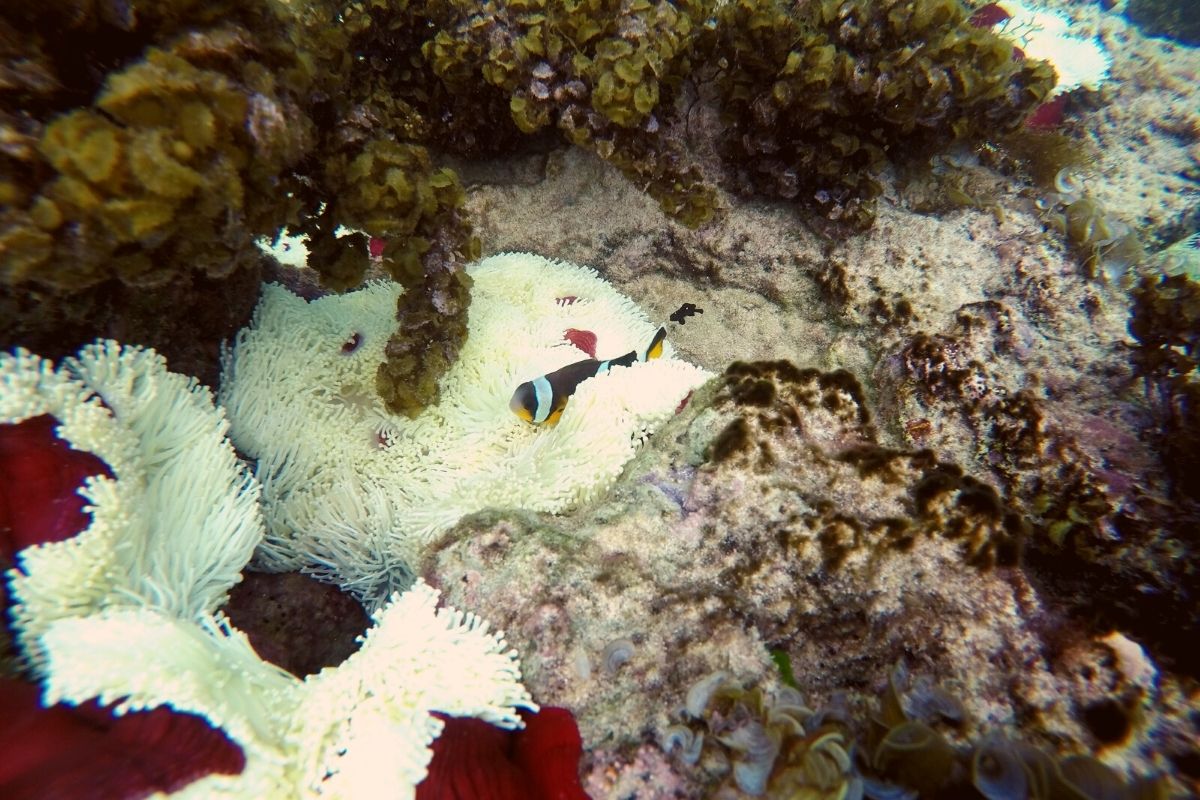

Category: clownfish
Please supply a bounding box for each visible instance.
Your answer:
[510,327,668,426]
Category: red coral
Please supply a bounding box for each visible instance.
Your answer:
[0,414,113,561]
[417,707,589,800]
[0,678,245,800]
[563,329,598,358]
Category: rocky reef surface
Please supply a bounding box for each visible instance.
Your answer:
[429,5,1200,794]
[3,0,1199,797]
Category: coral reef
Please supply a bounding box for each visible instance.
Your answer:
[876,298,1200,676]
[220,252,710,606]
[3,2,1199,798]
[1128,271,1200,505]
[425,0,721,227]
[1,0,1070,412]
[668,660,1166,798]
[1035,168,1145,282]
[0,0,481,413]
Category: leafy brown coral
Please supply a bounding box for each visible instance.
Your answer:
[423,0,721,226]
[707,0,1056,229]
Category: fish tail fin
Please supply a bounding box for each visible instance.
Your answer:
[642,327,667,361]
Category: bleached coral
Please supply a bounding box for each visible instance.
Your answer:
[39,580,535,799]
[1,342,262,667]
[220,252,713,605]
[993,0,1113,95]
[5,342,538,797]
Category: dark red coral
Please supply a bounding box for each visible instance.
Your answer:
[417,706,589,800]
[0,678,245,800]
[0,414,113,561]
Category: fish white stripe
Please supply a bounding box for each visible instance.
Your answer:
[532,376,554,423]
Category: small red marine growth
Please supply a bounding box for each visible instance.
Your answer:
[0,414,113,560]
[1024,94,1067,129]
[0,678,245,800]
[417,706,589,800]
[562,329,598,358]
[369,237,386,260]
[675,390,694,415]
[969,2,1011,28]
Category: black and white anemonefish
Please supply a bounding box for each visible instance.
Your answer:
[510,327,668,426]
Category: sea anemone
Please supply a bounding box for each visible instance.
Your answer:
[977,1,1113,96]
[219,252,712,607]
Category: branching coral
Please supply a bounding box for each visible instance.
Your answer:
[219,252,711,606]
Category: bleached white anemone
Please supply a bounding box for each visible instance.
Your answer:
[0,342,262,667]
[991,0,1112,95]
[39,581,535,799]
[3,343,536,798]
[220,252,712,606]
